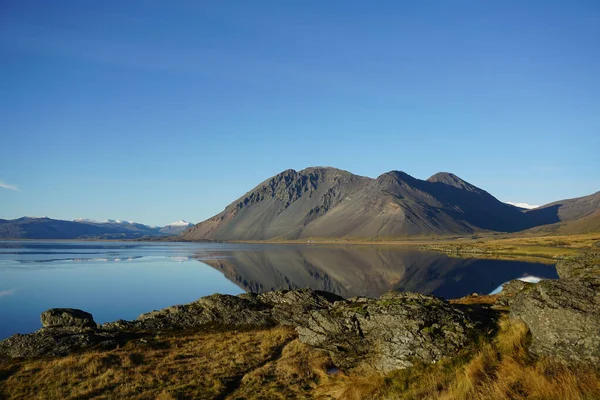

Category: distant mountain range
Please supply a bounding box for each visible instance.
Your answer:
[181,167,600,241]
[0,218,194,239]
[1,167,597,240]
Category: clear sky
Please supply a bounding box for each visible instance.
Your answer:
[1,1,599,226]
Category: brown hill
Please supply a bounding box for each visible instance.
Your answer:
[524,191,600,234]
[182,167,531,241]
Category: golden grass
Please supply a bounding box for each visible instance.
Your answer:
[230,339,332,399]
[2,316,599,399]
[0,326,297,400]
[238,232,600,262]
[449,294,499,305]
[317,316,600,400]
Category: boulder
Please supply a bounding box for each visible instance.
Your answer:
[496,280,534,307]
[135,293,274,330]
[41,308,97,329]
[555,253,600,282]
[296,291,479,372]
[257,289,345,325]
[0,328,122,359]
[510,278,600,365]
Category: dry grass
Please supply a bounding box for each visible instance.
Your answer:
[420,233,600,261]
[449,294,499,305]
[0,326,297,400]
[229,339,332,399]
[2,316,599,399]
[241,232,600,262]
[317,316,600,400]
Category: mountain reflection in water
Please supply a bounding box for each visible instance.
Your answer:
[196,245,558,299]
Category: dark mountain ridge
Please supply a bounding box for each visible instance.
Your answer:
[523,191,600,234]
[0,217,193,240]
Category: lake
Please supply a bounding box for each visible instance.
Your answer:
[0,241,558,339]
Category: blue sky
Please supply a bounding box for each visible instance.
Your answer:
[1,1,599,226]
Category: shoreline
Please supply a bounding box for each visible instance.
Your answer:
[3,232,599,263]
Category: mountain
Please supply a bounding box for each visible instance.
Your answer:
[159,220,194,235]
[523,191,600,234]
[505,202,540,210]
[0,217,141,240]
[0,218,192,239]
[181,167,534,241]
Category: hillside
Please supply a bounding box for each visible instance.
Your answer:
[0,217,138,240]
[182,167,533,241]
[0,217,191,239]
[523,191,600,234]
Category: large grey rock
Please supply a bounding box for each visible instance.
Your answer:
[133,290,342,331]
[555,253,600,282]
[135,294,274,330]
[41,308,97,329]
[296,291,479,372]
[496,280,534,307]
[0,327,122,359]
[256,289,344,326]
[510,278,600,365]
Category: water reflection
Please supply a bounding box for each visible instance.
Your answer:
[197,245,558,299]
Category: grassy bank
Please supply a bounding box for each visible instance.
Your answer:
[2,313,600,399]
[242,232,600,262]
[417,233,600,261]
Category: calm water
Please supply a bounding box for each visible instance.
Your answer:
[0,241,558,339]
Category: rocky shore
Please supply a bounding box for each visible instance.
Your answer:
[1,253,598,373]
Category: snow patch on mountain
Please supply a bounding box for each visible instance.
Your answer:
[505,202,540,210]
[166,220,193,227]
[74,218,100,223]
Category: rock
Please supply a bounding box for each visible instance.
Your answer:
[41,308,97,329]
[0,328,123,359]
[496,280,534,307]
[257,289,345,325]
[296,291,479,372]
[510,278,600,365]
[555,253,600,282]
[136,294,274,330]
[0,288,492,364]
[134,290,342,331]
[101,319,136,331]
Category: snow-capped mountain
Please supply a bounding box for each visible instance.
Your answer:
[159,220,194,235]
[74,218,100,223]
[76,217,195,235]
[74,218,144,225]
[166,220,193,227]
[0,216,195,239]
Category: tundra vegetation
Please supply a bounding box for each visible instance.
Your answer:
[1,314,599,399]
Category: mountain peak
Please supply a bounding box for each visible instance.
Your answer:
[381,170,417,180]
[166,220,193,227]
[427,172,480,192]
[299,166,354,176]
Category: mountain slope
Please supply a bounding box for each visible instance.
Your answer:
[0,217,139,239]
[183,167,370,240]
[523,191,600,234]
[159,220,194,235]
[182,167,533,241]
[0,218,192,239]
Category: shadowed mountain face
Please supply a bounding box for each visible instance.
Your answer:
[524,191,600,233]
[182,167,532,241]
[196,245,558,299]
